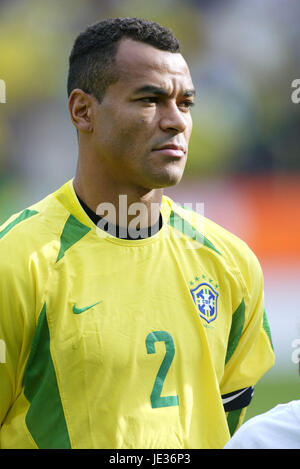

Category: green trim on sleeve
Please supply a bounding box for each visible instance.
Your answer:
[0,209,38,239]
[263,309,274,350]
[24,303,71,449]
[225,299,245,365]
[227,408,243,437]
[56,214,91,262]
[168,210,221,255]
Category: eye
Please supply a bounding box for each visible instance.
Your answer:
[179,101,194,110]
[140,97,159,103]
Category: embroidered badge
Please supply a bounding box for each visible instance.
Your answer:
[190,282,219,323]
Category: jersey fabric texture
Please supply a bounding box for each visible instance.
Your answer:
[224,400,300,449]
[0,179,274,449]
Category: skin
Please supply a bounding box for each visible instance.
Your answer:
[69,38,194,229]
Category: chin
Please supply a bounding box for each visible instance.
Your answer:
[141,153,187,188]
[147,169,184,189]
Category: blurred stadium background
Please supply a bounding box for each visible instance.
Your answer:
[0,0,299,422]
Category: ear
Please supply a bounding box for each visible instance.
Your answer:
[68,89,94,133]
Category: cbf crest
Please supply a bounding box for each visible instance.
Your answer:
[191,283,218,323]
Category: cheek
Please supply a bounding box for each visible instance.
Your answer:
[119,116,155,147]
[95,107,156,154]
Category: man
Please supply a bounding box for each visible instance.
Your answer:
[224,399,300,449]
[0,18,274,449]
[224,359,300,449]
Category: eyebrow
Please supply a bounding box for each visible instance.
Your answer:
[133,85,196,98]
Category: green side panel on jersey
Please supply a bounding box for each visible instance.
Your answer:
[225,299,245,365]
[263,309,274,350]
[0,209,38,239]
[168,211,221,255]
[227,408,243,437]
[24,303,71,449]
[56,214,91,262]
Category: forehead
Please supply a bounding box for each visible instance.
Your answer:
[114,39,193,91]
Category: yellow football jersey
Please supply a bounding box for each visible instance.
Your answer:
[0,180,274,449]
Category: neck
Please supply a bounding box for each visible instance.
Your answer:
[73,158,163,230]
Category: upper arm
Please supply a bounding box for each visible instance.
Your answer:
[0,260,22,424]
[220,248,274,408]
[0,238,37,426]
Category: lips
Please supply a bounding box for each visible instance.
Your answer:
[152,143,186,157]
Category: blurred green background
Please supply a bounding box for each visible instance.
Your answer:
[0,0,299,424]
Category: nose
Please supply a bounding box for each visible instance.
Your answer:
[159,102,189,134]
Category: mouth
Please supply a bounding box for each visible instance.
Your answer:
[152,144,186,158]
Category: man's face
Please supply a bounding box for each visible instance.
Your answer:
[92,38,194,190]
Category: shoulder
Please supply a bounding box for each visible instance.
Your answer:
[0,186,73,285]
[163,195,256,253]
[268,400,300,422]
[0,188,70,256]
[224,401,300,449]
[163,195,263,284]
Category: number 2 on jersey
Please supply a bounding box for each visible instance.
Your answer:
[145,331,179,408]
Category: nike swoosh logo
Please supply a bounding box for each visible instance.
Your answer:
[72,301,102,315]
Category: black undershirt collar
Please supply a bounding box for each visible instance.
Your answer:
[76,194,163,240]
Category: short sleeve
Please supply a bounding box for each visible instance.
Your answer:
[0,235,36,427]
[0,252,24,424]
[220,248,275,396]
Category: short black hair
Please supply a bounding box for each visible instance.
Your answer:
[67,17,181,103]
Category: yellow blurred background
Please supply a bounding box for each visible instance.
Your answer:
[0,0,299,419]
